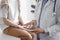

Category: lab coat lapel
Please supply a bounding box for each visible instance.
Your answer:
[40,0,55,30]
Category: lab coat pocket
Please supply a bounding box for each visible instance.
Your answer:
[46,12,56,28]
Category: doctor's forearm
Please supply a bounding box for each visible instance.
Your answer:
[45,24,60,36]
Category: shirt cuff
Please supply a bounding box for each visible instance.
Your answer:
[44,29,49,36]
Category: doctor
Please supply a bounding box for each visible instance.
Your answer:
[32,0,60,40]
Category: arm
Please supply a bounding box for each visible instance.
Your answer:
[32,13,59,36]
[18,16,24,25]
[32,0,60,36]
[45,24,60,36]
[17,0,23,25]
[1,4,28,30]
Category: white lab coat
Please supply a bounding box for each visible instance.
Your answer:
[36,0,60,40]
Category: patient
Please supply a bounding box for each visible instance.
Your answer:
[0,0,36,40]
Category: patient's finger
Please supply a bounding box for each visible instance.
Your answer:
[29,24,33,28]
[26,25,30,28]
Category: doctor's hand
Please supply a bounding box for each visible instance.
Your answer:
[31,28,44,34]
[23,20,37,29]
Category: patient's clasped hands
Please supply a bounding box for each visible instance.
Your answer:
[22,20,45,34]
[23,20,37,29]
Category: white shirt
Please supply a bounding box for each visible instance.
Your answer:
[20,0,36,24]
[0,0,19,30]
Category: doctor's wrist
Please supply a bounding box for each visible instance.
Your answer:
[44,29,49,35]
